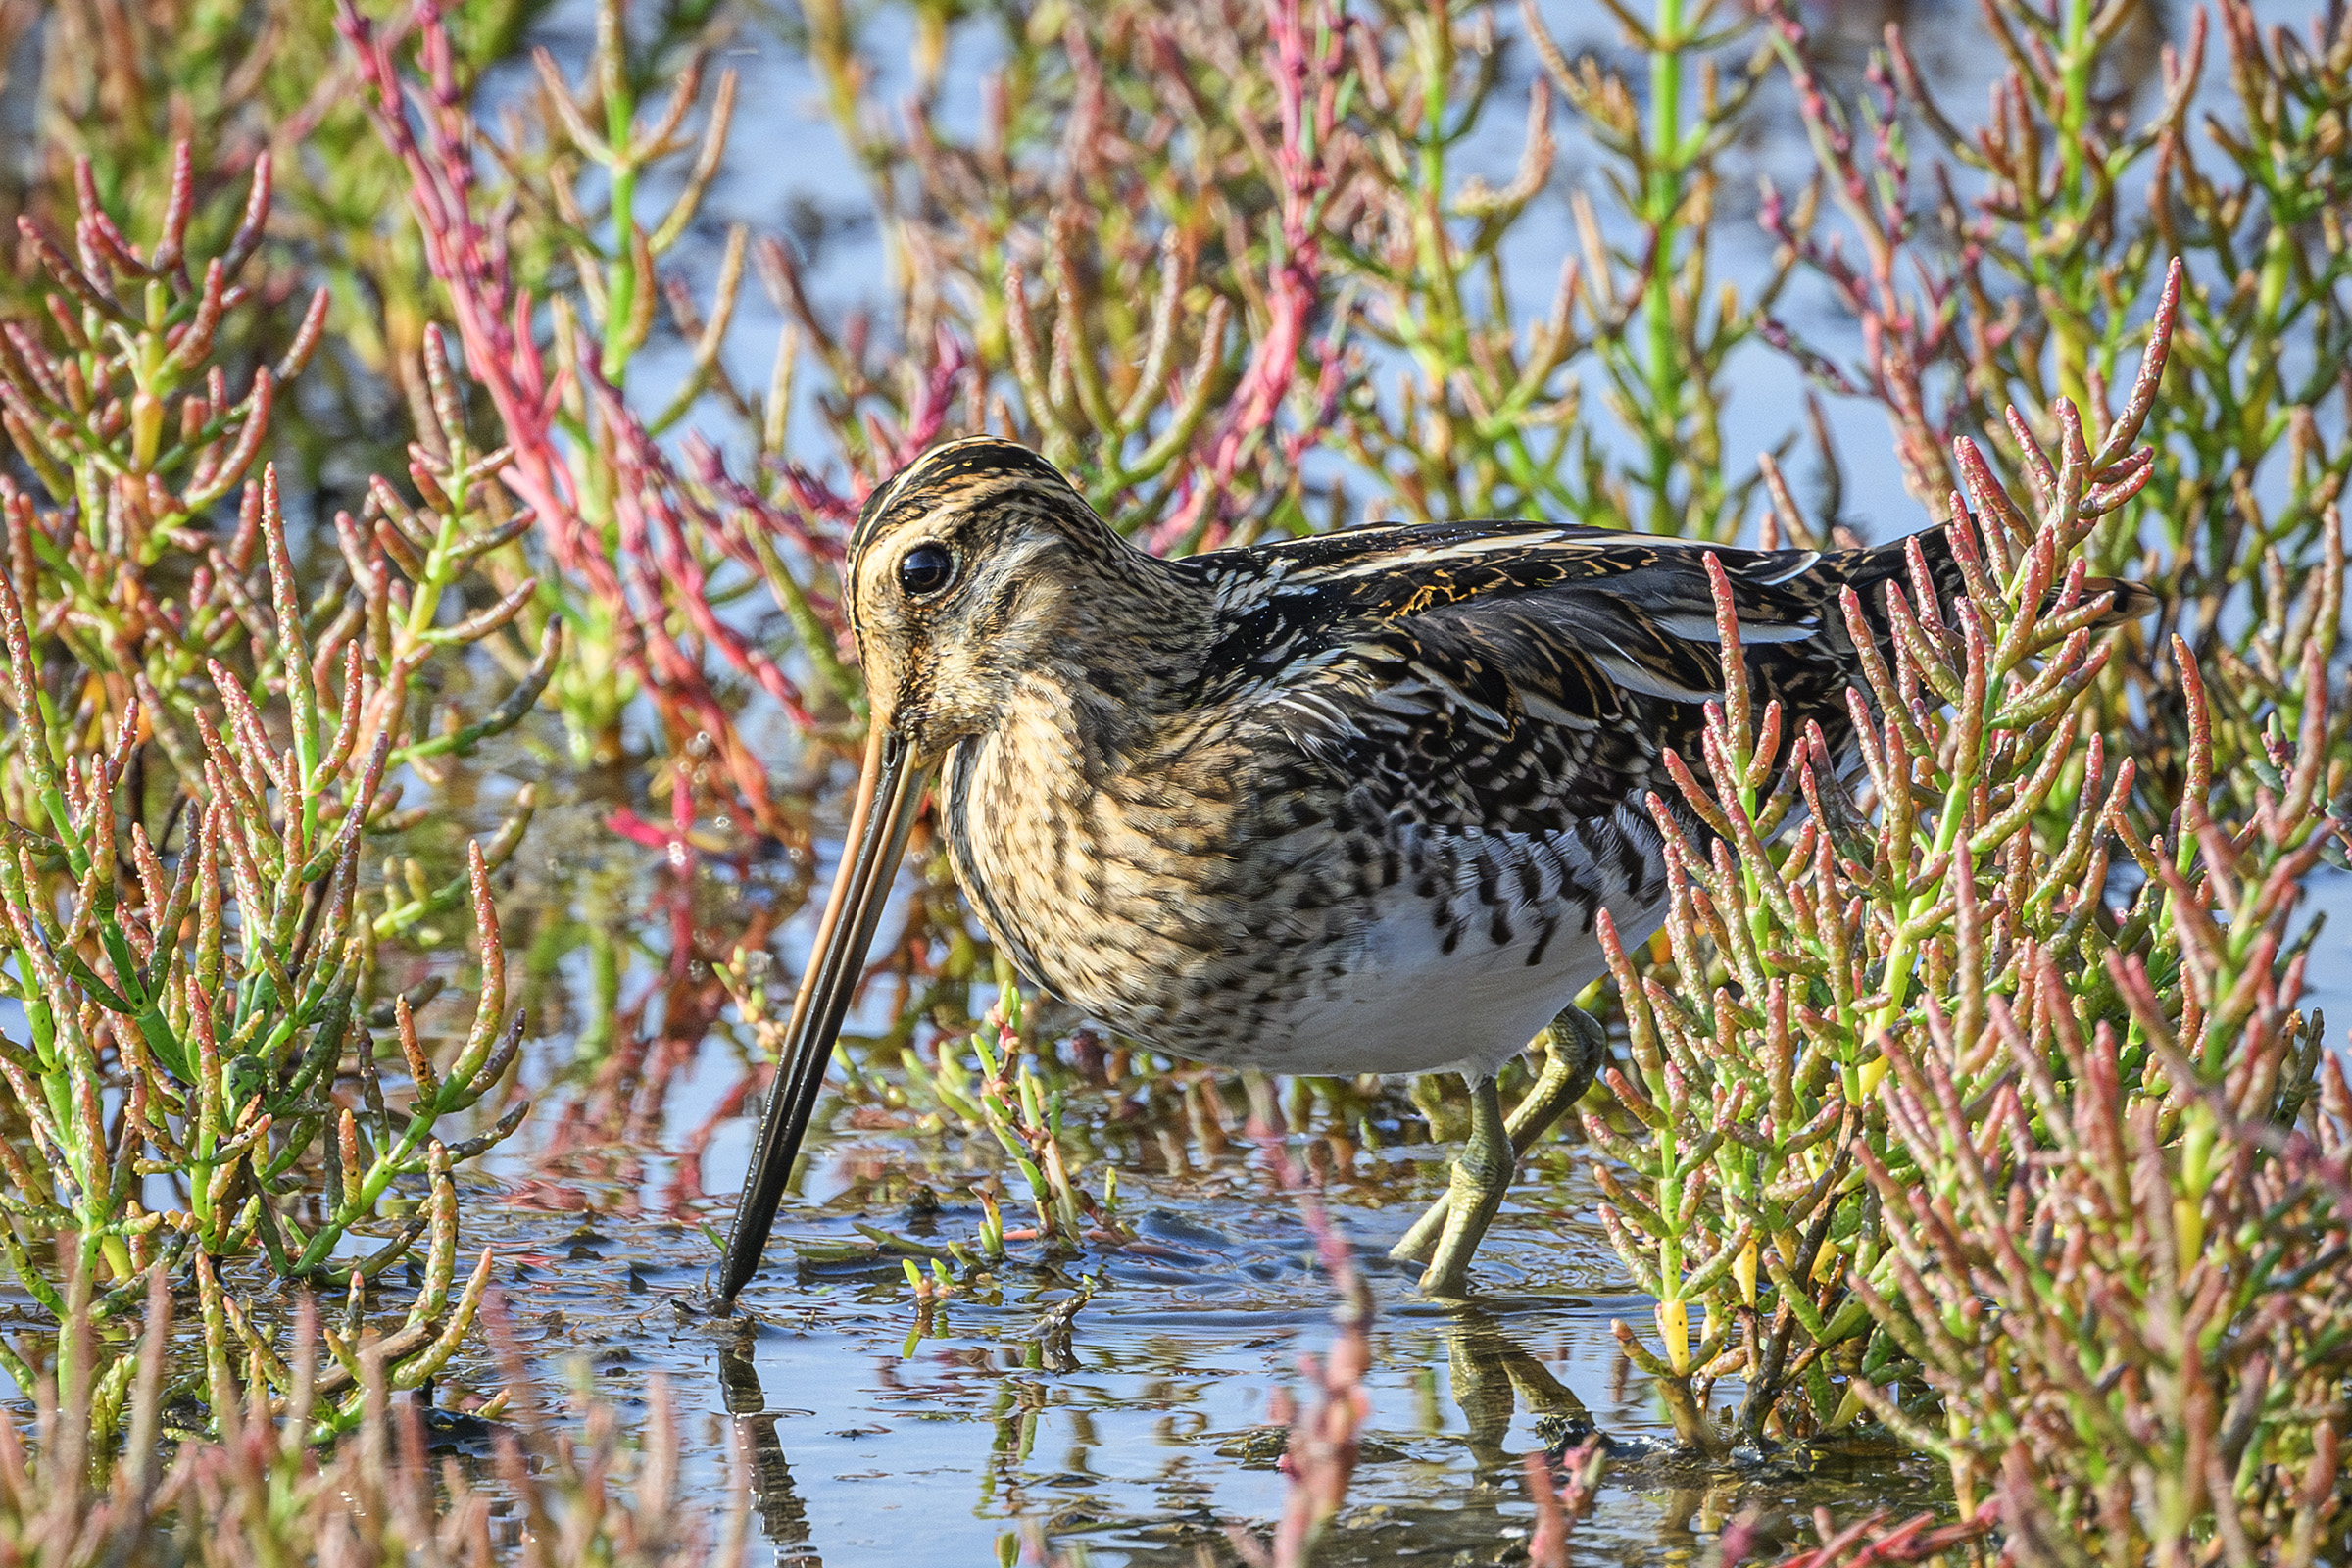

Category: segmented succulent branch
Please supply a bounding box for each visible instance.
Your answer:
[1589,264,2180,1439]
[0,467,526,1434]
[336,0,813,839]
[0,148,326,751]
[779,0,1779,544]
[1587,252,2351,1552]
[3,1268,746,1559]
[1760,0,2352,809]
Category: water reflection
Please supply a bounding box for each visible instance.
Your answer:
[1445,1306,1597,1468]
[449,1119,1980,1567]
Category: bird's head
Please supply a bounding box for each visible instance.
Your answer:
[844,435,1138,764]
[715,436,1184,1302]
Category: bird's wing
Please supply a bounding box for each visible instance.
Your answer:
[1186,522,1881,832]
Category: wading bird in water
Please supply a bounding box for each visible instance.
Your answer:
[717,436,2150,1302]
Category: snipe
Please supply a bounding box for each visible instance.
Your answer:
[717,436,2149,1302]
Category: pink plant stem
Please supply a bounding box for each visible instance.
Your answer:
[338,0,849,836]
[1146,0,1342,556]
[1232,1123,1370,1568]
[335,0,587,564]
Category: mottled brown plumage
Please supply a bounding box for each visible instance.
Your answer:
[719,435,2149,1302]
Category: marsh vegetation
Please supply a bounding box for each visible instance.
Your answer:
[0,0,2346,1562]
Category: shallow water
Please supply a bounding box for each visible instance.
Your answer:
[454,1103,1952,1566]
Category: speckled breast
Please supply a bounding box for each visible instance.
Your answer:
[934,681,1391,1065]
[931,682,1662,1078]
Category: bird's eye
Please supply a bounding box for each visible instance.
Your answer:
[898,542,955,598]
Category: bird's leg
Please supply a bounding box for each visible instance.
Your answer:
[1411,1072,1512,1297]
[1390,1004,1609,1284]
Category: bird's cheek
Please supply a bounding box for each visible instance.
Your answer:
[911,683,983,751]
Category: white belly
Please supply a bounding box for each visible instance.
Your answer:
[1190,890,1663,1078]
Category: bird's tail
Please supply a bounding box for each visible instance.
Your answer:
[1841,523,2154,635]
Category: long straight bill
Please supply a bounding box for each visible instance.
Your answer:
[719,726,929,1303]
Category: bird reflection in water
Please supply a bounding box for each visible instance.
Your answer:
[1442,1307,1597,1472]
[717,1339,821,1564]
